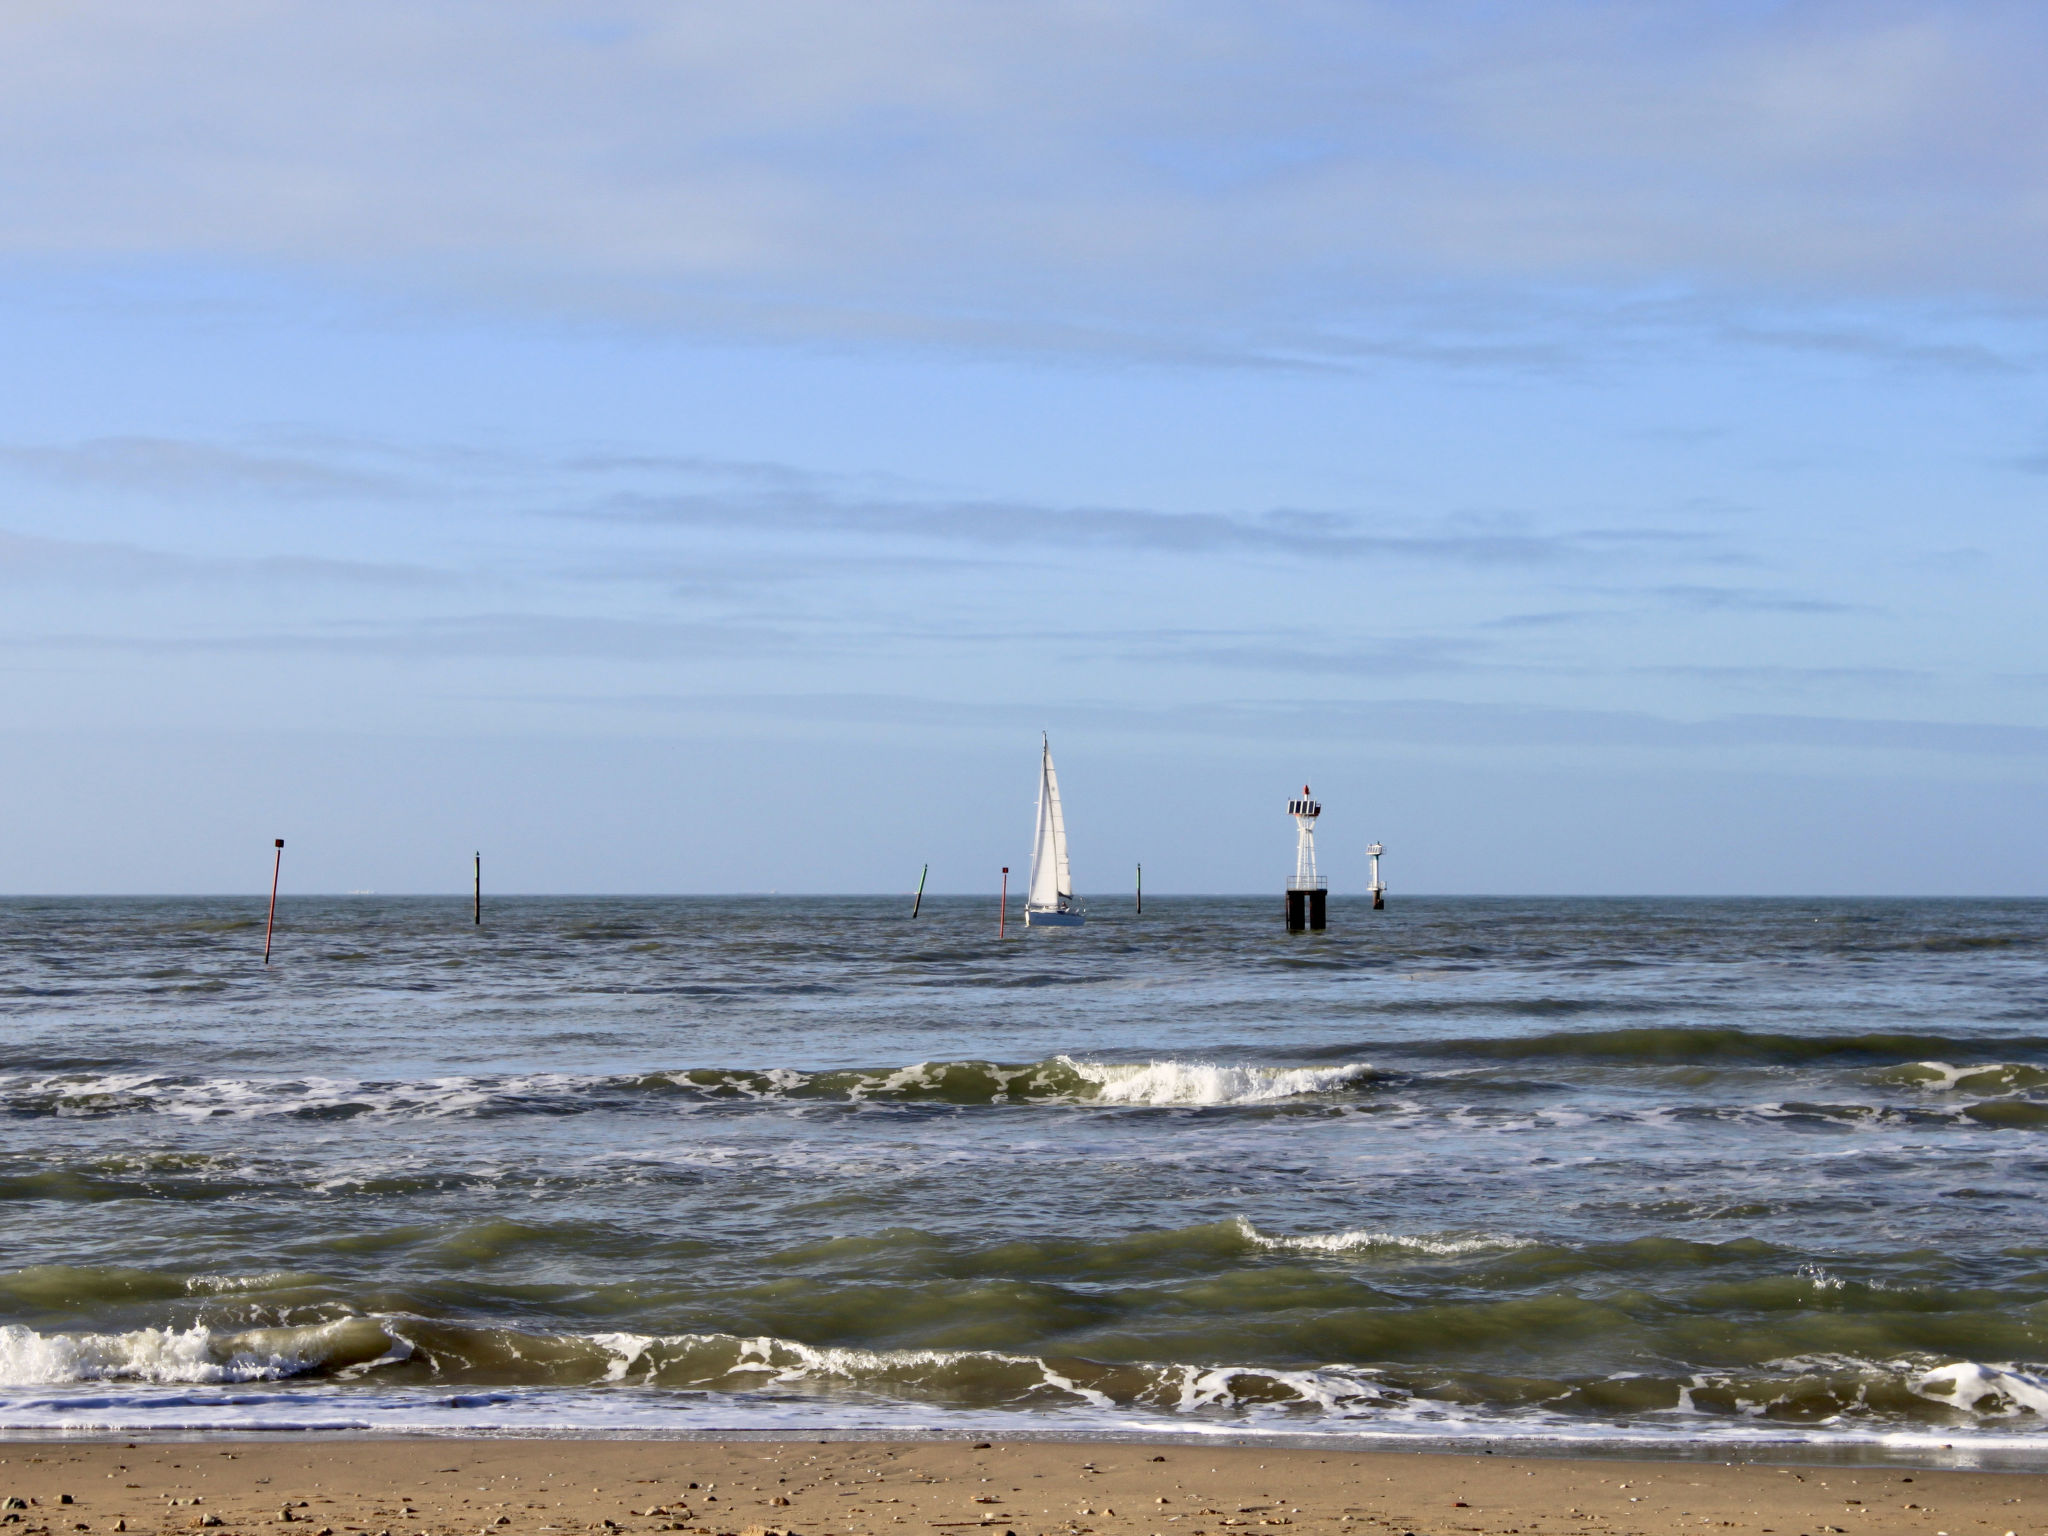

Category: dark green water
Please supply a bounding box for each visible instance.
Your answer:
[2,896,2045,1457]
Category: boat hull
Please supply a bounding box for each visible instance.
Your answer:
[1025,909,1085,927]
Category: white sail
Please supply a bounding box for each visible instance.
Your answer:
[1027,734,1074,914]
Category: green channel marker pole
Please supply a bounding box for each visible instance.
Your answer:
[1136,862,1142,915]
[912,863,928,918]
[474,852,482,926]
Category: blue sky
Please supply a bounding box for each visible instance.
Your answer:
[2,1,2045,894]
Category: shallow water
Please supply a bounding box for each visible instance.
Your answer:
[2,895,2046,1455]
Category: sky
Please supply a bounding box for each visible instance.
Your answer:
[1,1,2045,895]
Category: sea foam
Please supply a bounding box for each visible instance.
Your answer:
[0,1318,404,1386]
[1061,1057,1378,1106]
[0,1056,1381,1117]
[1914,1361,2048,1416]
[1233,1216,1531,1257]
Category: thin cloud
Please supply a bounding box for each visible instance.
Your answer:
[1478,609,1606,630]
[0,436,416,501]
[3,2,2047,352]
[1643,583,1861,615]
[1641,663,1930,690]
[568,485,1701,568]
[1718,321,2028,376]
[559,548,1006,597]
[1140,637,1491,678]
[0,528,446,588]
[1,612,790,660]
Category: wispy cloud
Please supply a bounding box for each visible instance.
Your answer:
[2,2,2046,358]
[558,547,1001,598]
[567,483,1706,569]
[1477,609,1607,631]
[0,611,789,660]
[1132,636,1492,678]
[0,436,416,500]
[1642,583,1862,615]
[0,528,445,588]
[1718,320,2030,376]
[1640,663,1930,690]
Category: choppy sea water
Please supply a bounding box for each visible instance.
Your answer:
[3,895,2047,1459]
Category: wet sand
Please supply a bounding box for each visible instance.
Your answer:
[0,1440,2040,1536]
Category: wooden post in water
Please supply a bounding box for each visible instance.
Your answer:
[474,852,481,926]
[912,863,927,918]
[1136,862,1142,915]
[263,839,284,965]
[998,867,1008,938]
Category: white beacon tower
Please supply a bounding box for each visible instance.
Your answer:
[1285,785,1327,931]
[1366,841,1386,910]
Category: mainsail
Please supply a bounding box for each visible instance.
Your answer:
[1027,733,1073,913]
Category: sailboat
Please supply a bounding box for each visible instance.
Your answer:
[1025,733,1084,927]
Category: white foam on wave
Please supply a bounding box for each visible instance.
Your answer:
[1898,1061,1973,1092]
[583,1331,1441,1422]
[1887,1060,2048,1095]
[0,1057,1373,1117]
[0,1069,573,1121]
[0,1318,406,1387]
[1914,1361,2048,1416]
[4,1323,2048,1455]
[183,1271,301,1295]
[584,1330,1143,1418]
[1161,1361,1400,1415]
[1234,1216,1531,1258]
[838,1062,1033,1101]
[1061,1057,1378,1106]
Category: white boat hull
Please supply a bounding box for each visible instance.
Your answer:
[1026,909,1085,927]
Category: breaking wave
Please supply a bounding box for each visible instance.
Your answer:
[0,1317,405,1385]
[1878,1060,2048,1094]
[1232,1216,1531,1258]
[1061,1058,1381,1105]
[0,1056,1384,1119]
[3,1318,2046,1444]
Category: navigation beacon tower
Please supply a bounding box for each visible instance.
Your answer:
[1285,785,1327,932]
[1366,842,1386,910]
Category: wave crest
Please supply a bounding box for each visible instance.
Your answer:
[1060,1058,1380,1106]
[0,1318,406,1386]
[0,1056,1381,1118]
[1880,1060,2048,1094]
[1233,1216,1531,1257]
[5,1319,2042,1440]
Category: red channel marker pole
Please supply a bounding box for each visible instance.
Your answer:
[264,839,284,965]
[999,867,1008,939]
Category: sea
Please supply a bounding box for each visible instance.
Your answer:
[3,895,2046,1462]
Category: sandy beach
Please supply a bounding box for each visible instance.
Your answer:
[0,1440,2039,1536]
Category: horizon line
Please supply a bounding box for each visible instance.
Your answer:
[0,891,2040,902]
